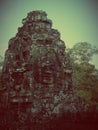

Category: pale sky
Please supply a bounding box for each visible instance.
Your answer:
[0,0,98,67]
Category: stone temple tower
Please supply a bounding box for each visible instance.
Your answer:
[1,11,73,124]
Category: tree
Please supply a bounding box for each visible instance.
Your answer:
[68,42,98,64]
[67,42,98,105]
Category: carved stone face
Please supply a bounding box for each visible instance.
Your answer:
[0,11,75,126]
[33,49,57,86]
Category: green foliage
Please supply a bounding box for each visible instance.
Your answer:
[72,62,98,89]
[68,42,98,105]
[75,88,98,105]
[68,42,98,63]
[0,61,3,66]
[75,89,92,102]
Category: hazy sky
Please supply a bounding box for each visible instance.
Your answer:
[0,0,98,67]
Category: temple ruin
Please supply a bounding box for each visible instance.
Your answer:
[0,10,88,129]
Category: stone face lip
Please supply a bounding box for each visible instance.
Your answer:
[1,10,83,122]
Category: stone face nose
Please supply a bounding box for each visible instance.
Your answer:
[1,10,73,122]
